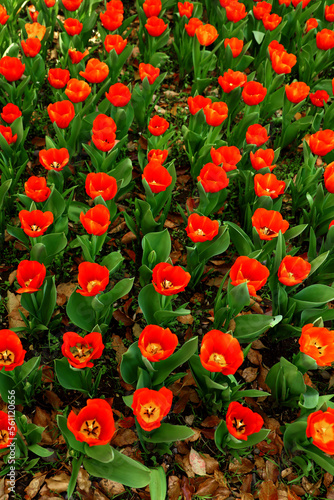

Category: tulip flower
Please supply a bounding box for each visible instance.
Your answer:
[67,399,115,446]
[0,125,17,145]
[197,163,229,192]
[92,129,116,152]
[204,101,228,126]
[285,81,310,103]
[210,145,241,171]
[1,104,21,124]
[225,1,247,22]
[92,114,117,134]
[224,38,243,57]
[21,38,41,57]
[24,176,51,202]
[16,260,46,293]
[306,408,334,455]
[62,0,83,10]
[185,213,219,242]
[299,324,334,367]
[104,34,127,54]
[143,0,162,17]
[48,68,70,89]
[187,95,212,115]
[242,81,267,106]
[62,331,104,369]
[79,59,109,84]
[254,173,285,198]
[100,9,123,30]
[147,149,168,163]
[262,13,282,30]
[185,17,203,37]
[309,130,334,156]
[0,56,25,82]
[47,101,75,128]
[85,172,118,201]
[246,124,269,146]
[65,78,91,103]
[28,6,39,23]
[39,148,70,171]
[316,29,334,50]
[0,411,17,449]
[0,5,9,25]
[268,40,286,58]
[105,83,131,107]
[0,330,26,371]
[80,205,111,236]
[230,256,270,296]
[132,387,173,431]
[278,255,311,286]
[107,0,124,12]
[250,148,275,170]
[305,18,318,33]
[25,22,46,40]
[271,50,297,74]
[76,262,109,297]
[218,70,247,93]
[324,162,334,193]
[45,0,56,5]
[138,325,178,361]
[139,63,160,84]
[252,208,289,240]
[145,16,167,36]
[19,209,54,237]
[64,18,83,36]
[142,160,173,193]
[309,90,330,107]
[226,402,264,441]
[152,262,191,296]
[199,330,243,374]
[253,1,272,20]
[325,5,334,22]
[178,1,193,18]
[195,24,219,46]
[68,48,89,64]
[148,115,170,136]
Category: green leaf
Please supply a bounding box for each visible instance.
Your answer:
[225,221,254,256]
[293,284,334,311]
[227,428,270,449]
[101,251,124,274]
[253,30,265,44]
[56,415,85,453]
[228,281,250,316]
[149,466,167,500]
[68,455,83,500]
[234,314,282,343]
[66,291,96,332]
[153,337,198,386]
[142,229,171,269]
[54,358,91,394]
[197,225,230,262]
[27,444,53,457]
[0,179,11,209]
[84,443,114,463]
[99,278,134,307]
[145,423,194,443]
[138,284,162,325]
[120,342,145,385]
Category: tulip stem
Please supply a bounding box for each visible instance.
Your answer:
[31,292,39,316]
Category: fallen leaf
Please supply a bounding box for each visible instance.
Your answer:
[6,291,29,329]
[177,314,193,324]
[195,478,219,496]
[168,476,181,500]
[202,453,219,474]
[242,366,258,383]
[110,428,137,447]
[56,282,76,306]
[99,479,125,496]
[45,473,70,493]
[77,468,91,493]
[24,473,46,499]
[229,458,254,475]
[189,448,206,476]
[258,479,278,500]
[201,415,221,427]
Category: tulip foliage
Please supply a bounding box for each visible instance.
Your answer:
[2,0,334,496]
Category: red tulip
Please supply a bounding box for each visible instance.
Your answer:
[48,68,70,89]
[309,130,334,156]
[65,78,91,103]
[0,125,17,145]
[187,95,212,115]
[104,34,127,54]
[306,408,334,455]
[324,162,334,193]
[92,129,116,152]
[62,0,83,10]
[230,256,270,296]
[271,50,297,74]
[147,149,168,163]
[250,148,275,170]
[16,260,46,293]
[178,1,194,18]
[145,16,167,36]
[195,24,219,46]
[80,205,111,236]
[92,114,117,134]
[285,81,310,103]
[1,104,21,124]
[138,325,178,362]
[142,160,173,193]
[143,0,162,17]
[79,58,109,84]
[132,387,173,431]
[268,40,286,58]
[68,48,89,64]
[226,402,264,441]
[152,262,191,295]
[253,1,272,20]
[100,9,123,30]
[0,5,9,25]
[262,13,282,30]
[185,17,203,36]
[64,18,83,36]
[278,255,311,286]
[305,18,318,33]
[316,29,334,50]
[186,213,219,242]
[21,38,41,57]
[325,5,334,22]
[28,5,39,23]
[85,172,117,201]
[148,115,170,135]
[246,124,269,146]
[252,208,289,240]
[0,56,25,82]
[242,81,267,106]
[44,0,56,6]
[197,163,229,192]
[254,173,285,198]
[76,262,109,297]
[0,330,26,371]
[19,209,54,237]
[139,63,160,84]
[210,145,241,172]
[0,411,17,449]
[105,83,131,106]
[218,69,247,93]
[309,90,330,107]
[200,330,243,374]
[47,100,75,128]
[62,331,104,369]
[204,101,228,126]
[106,0,124,12]
[67,399,115,446]
[299,323,334,367]
[225,1,247,22]
[224,37,243,57]
[24,176,51,202]
[39,148,70,171]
